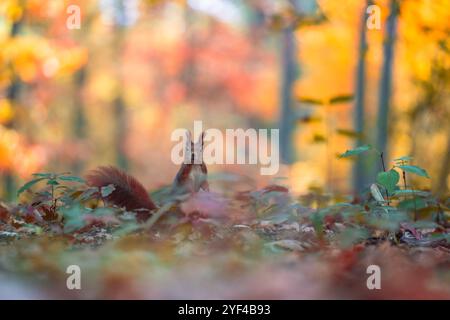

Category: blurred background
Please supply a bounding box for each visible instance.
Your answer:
[0,0,449,200]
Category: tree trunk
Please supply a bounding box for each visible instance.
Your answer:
[353,1,371,194]
[3,18,23,200]
[113,27,128,170]
[436,130,450,197]
[72,67,88,175]
[279,25,297,164]
[114,95,128,170]
[375,0,399,170]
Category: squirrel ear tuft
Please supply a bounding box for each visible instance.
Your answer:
[185,130,192,142]
[185,130,192,151]
[199,131,206,147]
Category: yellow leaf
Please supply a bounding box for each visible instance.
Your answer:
[6,1,23,22]
[0,100,14,124]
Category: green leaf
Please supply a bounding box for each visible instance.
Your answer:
[32,173,52,178]
[47,179,59,186]
[79,188,98,201]
[410,221,439,229]
[297,97,324,105]
[337,227,369,248]
[392,190,430,197]
[58,175,85,183]
[377,169,400,194]
[61,205,86,233]
[394,156,413,162]
[338,144,371,158]
[311,212,324,236]
[329,94,354,105]
[113,222,141,236]
[336,129,361,138]
[370,184,385,203]
[312,134,327,143]
[101,184,116,197]
[93,207,116,216]
[398,198,427,210]
[397,165,430,178]
[17,178,46,195]
[367,210,408,232]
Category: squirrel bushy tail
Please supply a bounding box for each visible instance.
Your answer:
[86,166,156,220]
[86,131,208,221]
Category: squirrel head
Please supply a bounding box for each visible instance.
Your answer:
[184,130,205,165]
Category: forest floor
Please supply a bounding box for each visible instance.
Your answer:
[0,170,449,299]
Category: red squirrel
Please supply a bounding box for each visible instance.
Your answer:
[86,131,208,221]
[171,130,209,195]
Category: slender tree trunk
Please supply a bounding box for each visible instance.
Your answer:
[113,28,128,170]
[279,25,297,164]
[376,0,399,168]
[436,130,450,197]
[353,1,371,194]
[71,11,95,176]
[279,0,317,164]
[181,6,196,99]
[72,67,87,175]
[3,18,23,200]
[114,95,128,169]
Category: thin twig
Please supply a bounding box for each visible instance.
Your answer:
[380,152,390,205]
[143,202,174,230]
[400,161,417,220]
[412,188,417,221]
[402,170,407,189]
